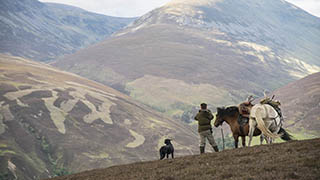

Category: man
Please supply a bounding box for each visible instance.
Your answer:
[194,103,219,154]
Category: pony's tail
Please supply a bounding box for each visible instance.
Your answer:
[279,127,293,141]
[255,107,281,139]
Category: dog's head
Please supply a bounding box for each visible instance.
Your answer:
[164,139,171,145]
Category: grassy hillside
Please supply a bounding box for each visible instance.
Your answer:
[271,72,320,137]
[0,54,198,179]
[54,0,320,121]
[49,138,320,180]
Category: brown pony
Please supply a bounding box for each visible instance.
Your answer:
[214,106,262,148]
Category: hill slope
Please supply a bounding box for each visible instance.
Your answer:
[0,0,134,62]
[54,0,320,119]
[0,54,198,179]
[50,138,320,180]
[272,72,320,137]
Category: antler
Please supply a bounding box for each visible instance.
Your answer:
[246,95,255,103]
[271,95,275,100]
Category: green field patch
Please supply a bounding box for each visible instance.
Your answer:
[287,131,318,140]
[148,117,171,128]
[83,152,109,159]
[0,150,16,156]
[241,128,319,146]
[285,120,295,126]
[167,109,184,117]
[126,75,245,118]
[0,144,7,148]
[1,81,25,89]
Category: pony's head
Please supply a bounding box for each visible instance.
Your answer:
[214,107,226,127]
[214,106,239,127]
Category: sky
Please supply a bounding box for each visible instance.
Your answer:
[39,0,320,18]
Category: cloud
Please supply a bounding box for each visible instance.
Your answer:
[285,0,320,17]
[39,0,320,18]
[39,0,171,17]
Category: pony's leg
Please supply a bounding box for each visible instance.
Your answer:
[264,119,274,144]
[264,136,268,144]
[265,137,272,144]
[260,134,264,145]
[248,118,257,147]
[241,136,246,147]
[233,134,239,148]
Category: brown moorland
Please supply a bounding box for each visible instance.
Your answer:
[49,138,320,180]
[0,54,198,179]
[272,72,320,137]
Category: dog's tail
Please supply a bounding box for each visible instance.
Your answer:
[160,154,165,160]
[159,147,165,160]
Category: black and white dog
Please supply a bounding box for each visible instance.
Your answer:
[159,139,174,160]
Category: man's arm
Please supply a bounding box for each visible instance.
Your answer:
[194,113,199,121]
[207,110,214,120]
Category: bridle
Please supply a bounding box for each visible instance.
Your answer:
[215,113,225,127]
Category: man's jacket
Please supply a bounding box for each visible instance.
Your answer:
[194,109,214,133]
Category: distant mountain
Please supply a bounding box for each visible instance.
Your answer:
[54,0,320,119]
[0,54,198,179]
[272,72,320,138]
[0,0,135,62]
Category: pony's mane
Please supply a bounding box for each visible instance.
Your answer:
[218,106,239,116]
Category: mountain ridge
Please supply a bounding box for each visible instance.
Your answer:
[0,0,135,62]
[120,0,320,65]
[54,0,320,120]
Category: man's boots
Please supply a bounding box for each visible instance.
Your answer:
[200,146,205,154]
[213,146,219,152]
